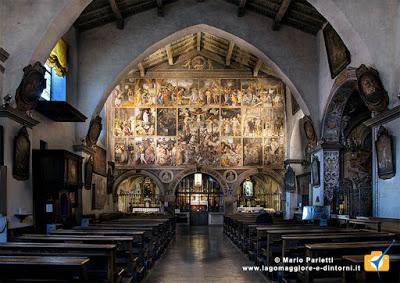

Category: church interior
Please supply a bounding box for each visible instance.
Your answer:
[0,0,400,282]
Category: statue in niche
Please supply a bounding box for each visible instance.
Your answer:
[15,62,46,112]
[356,64,388,113]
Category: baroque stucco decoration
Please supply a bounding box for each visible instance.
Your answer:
[15,62,46,112]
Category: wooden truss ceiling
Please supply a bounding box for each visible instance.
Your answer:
[134,32,275,78]
[74,0,326,35]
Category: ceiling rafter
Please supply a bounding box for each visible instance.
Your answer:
[225,41,235,66]
[165,44,174,65]
[253,58,262,77]
[273,0,292,31]
[156,0,164,17]
[238,0,247,17]
[108,0,124,29]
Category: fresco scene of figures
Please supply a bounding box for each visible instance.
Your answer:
[109,78,285,168]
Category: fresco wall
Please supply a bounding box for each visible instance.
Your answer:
[109,77,286,169]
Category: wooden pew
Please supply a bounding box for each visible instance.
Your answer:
[0,242,119,283]
[256,228,359,266]
[342,254,400,283]
[346,219,383,232]
[16,234,139,281]
[302,241,400,283]
[0,255,89,282]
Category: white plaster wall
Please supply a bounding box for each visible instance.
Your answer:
[76,0,320,141]
[0,0,91,100]
[375,119,400,219]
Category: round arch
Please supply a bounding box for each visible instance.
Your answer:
[112,169,165,199]
[321,68,358,143]
[167,167,230,196]
[92,24,311,118]
[235,169,284,196]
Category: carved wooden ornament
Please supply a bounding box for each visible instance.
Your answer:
[86,115,102,147]
[356,64,388,113]
[15,62,46,112]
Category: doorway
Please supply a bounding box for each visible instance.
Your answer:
[175,173,223,225]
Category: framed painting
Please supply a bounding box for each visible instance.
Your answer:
[297,173,311,195]
[13,127,30,180]
[84,157,93,189]
[93,146,107,176]
[376,126,395,179]
[323,23,351,78]
[311,155,320,187]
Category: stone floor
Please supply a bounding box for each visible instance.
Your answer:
[143,225,266,283]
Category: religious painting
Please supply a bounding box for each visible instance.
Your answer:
[157,108,176,136]
[221,79,240,106]
[264,137,284,166]
[302,116,317,146]
[221,108,241,136]
[13,127,30,180]
[158,79,177,106]
[156,137,176,166]
[376,126,395,179]
[67,159,78,184]
[241,79,260,106]
[221,138,242,167]
[84,157,93,189]
[93,146,107,176]
[243,108,262,137]
[159,170,174,183]
[323,23,351,78]
[297,173,311,196]
[114,139,128,165]
[311,155,321,187]
[284,165,296,192]
[113,108,135,137]
[243,138,262,166]
[131,138,155,165]
[135,108,156,136]
[134,79,159,107]
[178,79,199,106]
[111,84,126,108]
[177,108,219,166]
[224,170,237,183]
[199,79,221,105]
[108,76,286,170]
[107,161,115,194]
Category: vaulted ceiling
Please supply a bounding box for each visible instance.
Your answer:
[74,0,326,35]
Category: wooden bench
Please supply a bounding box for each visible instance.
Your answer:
[302,241,400,283]
[256,228,360,266]
[342,254,400,283]
[0,242,119,283]
[0,255,89,282]
[347,219,383,232]
[16,234,140,281]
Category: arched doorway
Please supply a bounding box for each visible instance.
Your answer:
[175,173,223,225]
[236,174,282,213]
[116,175,161,213]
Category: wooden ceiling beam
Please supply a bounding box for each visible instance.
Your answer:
[165,44,174,65]
[197,32,202,51]
[138,63,145,77]
[225,41,235,66]
[108,0,124,29]
[253,58,262,77]
[273,0,292,31]
[238,0,247,17]
[156,0,164,17]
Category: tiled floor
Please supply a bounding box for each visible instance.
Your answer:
[143,225,266,283]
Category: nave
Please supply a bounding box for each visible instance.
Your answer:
[143,226,265,283]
